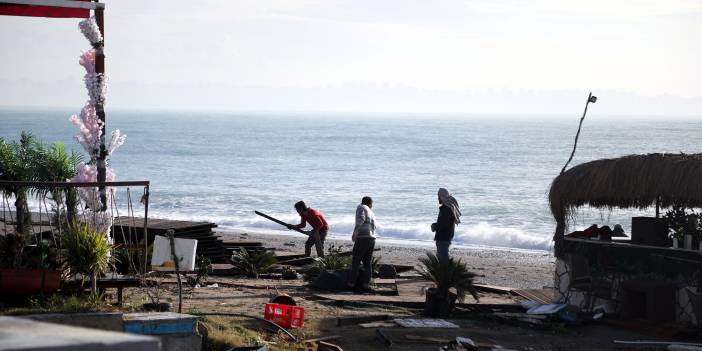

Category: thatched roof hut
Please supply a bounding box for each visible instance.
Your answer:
[549,153,702,242]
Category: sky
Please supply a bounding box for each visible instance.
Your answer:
[1,0,702,115]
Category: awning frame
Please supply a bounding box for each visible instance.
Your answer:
[0,0,103,10]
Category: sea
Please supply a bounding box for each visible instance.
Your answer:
[2,109,701,252]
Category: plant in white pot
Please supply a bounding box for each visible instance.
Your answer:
[417,252,479,317]
[663,206,702,249]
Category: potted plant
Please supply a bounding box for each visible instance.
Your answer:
[664,206,702,250]
[417,252,480,317]
[61,222,113,294]
[0,234,61,295]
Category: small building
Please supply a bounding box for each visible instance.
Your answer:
[549,153,702,325]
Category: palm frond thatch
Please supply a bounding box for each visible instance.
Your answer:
[550,153,702,226]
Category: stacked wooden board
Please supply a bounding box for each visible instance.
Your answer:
[112,216,229,263]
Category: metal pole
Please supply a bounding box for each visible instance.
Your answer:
[560,92,597,175]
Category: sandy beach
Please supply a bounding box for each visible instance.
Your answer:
[217,229,556,290]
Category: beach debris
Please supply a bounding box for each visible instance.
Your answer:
[372,278,399,296]
[336,314,391,326]
[115,217,228,263]
[312,268,365,292]
[360,321,398,328]
[394,318,459,328]
[278,257,317,267]
[301,336,345,351]
[512,287,558,304]
[669,346,702,351]
[439,336,478,351]
[526,303,567,315]
[435,336,516,351]
[302,335,341,343]
[377,264,397,279]
[270,293,296,306]
[404,334,451,344]
[228,346,269,351]
[318,341,344,351]
[613,340,702,350]
[473,284,514,295]
[375,329,393,348]
[281,266,300,280]
[493,312,546,325]
[519,300,540,310]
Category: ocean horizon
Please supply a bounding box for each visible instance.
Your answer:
[2,108,701,252]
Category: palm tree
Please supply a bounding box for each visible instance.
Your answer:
[36,142,82,223]
[0,132,44,235]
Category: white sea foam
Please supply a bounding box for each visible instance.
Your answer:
[150,210,553,252]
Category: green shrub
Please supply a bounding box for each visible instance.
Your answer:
[61,223,114,293]
[187,255,213,286]
[302,245,352,281]
[231,250,276,278]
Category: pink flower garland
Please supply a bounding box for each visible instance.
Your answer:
[68,18,125,218]
[69,103,103,159]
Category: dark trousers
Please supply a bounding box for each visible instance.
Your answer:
[349,237,376,288]
[436,240,451,265]
[304,230,327,257]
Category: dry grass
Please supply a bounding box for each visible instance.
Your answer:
[200,315,265,350]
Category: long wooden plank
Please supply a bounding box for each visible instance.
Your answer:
[473,283,514,294]
[254,211,310,236]
[512,288,557,304]
[113,216,216,230]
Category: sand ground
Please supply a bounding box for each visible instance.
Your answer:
[106,230,672,350]
[218,229,556,289]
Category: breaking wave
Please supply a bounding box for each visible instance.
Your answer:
[151,210,552,252]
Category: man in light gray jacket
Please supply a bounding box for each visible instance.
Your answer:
[347,196,377,292]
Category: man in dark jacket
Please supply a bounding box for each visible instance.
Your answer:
[431,188,461,264]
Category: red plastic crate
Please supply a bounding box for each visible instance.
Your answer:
[264,303,305,328]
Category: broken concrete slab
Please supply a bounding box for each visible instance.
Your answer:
[0,316,160,351]
[24,312,123,332]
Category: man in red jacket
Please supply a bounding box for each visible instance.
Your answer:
[287,201,329,257]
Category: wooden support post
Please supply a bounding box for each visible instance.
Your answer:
[142,186,150,274]
[167,229,183,314]
[94,3,108,211]
[656,197,661,218]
